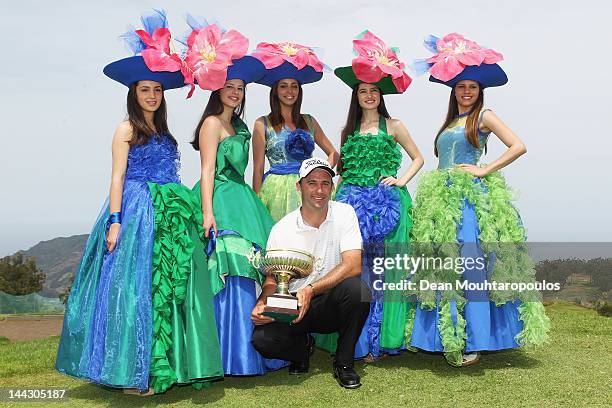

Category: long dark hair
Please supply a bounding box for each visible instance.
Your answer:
[434,87,484,157]
[267,80,308,131]
[337,85,390,174]
[191,89,246,150]
[126,82,174,146]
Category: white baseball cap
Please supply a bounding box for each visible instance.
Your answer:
[298,158,335,180]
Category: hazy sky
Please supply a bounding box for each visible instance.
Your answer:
[1,0,610,256]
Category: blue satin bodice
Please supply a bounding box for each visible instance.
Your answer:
[264,116,314,166]
[436,110,491,170]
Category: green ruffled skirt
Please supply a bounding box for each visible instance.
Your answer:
[147,183,223,392]
[407,169,550,366]
[56,180,223,394]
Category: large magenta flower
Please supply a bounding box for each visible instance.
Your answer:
[351,31,412,93]
[135,28,183,72]
[182,23,248,94]
[426,33,503,82]
[252,42,324,72]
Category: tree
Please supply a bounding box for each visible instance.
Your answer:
[0,253,46,295]
[59,274,74,305]
[535,259,575,288]
[589,258,612,292]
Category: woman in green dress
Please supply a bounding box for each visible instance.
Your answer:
[183,21,287,375]
[322,31,424,362]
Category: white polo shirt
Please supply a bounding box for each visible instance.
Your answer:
[266,201,362,293]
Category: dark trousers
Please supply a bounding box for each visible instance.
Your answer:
[251,276,371,367]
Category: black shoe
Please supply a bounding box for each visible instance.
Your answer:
[332,362,361,389]
[288,360,309,375]
[288,335,315,375]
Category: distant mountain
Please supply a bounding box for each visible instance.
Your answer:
[21,235,88,298]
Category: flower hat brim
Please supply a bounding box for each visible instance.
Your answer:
[189,56,265,93]
[334,66,402,95]
[428,63,508,89]
[252,41,326,87]
[104,10,184,90]
[255,60,323,87]
[103,56,185,89]
[335,30,412,95]
[415,33,508,89]
[226,55,266,85]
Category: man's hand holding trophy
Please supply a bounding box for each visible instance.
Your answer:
[248,248,323,323]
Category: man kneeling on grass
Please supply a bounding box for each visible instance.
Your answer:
[251,158,371,389]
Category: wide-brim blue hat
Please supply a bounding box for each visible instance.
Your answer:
[103,56,185,90]
[256,61,323,87]
[226,56,266,85]
[429,63,508,89]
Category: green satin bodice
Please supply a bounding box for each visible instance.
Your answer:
[214,118,251,184]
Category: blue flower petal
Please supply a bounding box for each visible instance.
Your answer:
[285,129,315,161]
[336,183,401,242]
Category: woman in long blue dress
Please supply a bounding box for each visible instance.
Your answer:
[55,12,222,394]
[408,33,550,366]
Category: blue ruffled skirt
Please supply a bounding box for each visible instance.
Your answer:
[355,242,406,358]
[318,182,408,359]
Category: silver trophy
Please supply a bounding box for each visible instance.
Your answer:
[248,248,322,323]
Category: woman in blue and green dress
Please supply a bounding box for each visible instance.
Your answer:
[56,12,222,394]
[185,21,287,375]
[318,31,424,362]
[407,33,550,366]
[251,41,339,221]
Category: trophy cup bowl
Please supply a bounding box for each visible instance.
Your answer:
[248,248,317,323]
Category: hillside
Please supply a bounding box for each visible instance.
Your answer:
[21,235,88,298]
[14,235,611,306]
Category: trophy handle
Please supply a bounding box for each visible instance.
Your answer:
[313,257,324,273]
[246,247,263,269]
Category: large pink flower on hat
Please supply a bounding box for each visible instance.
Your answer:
[252,42,324,72]
[426,33,503,82]
[351,31,412,93]
[135,28,183,72]
[182,23,249,94]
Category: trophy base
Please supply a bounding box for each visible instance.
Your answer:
[263,294,299,323]
[263,307,298,324]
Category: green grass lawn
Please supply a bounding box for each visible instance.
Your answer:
[0,302,610,407]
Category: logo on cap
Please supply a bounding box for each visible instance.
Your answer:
[299,157,335,180]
